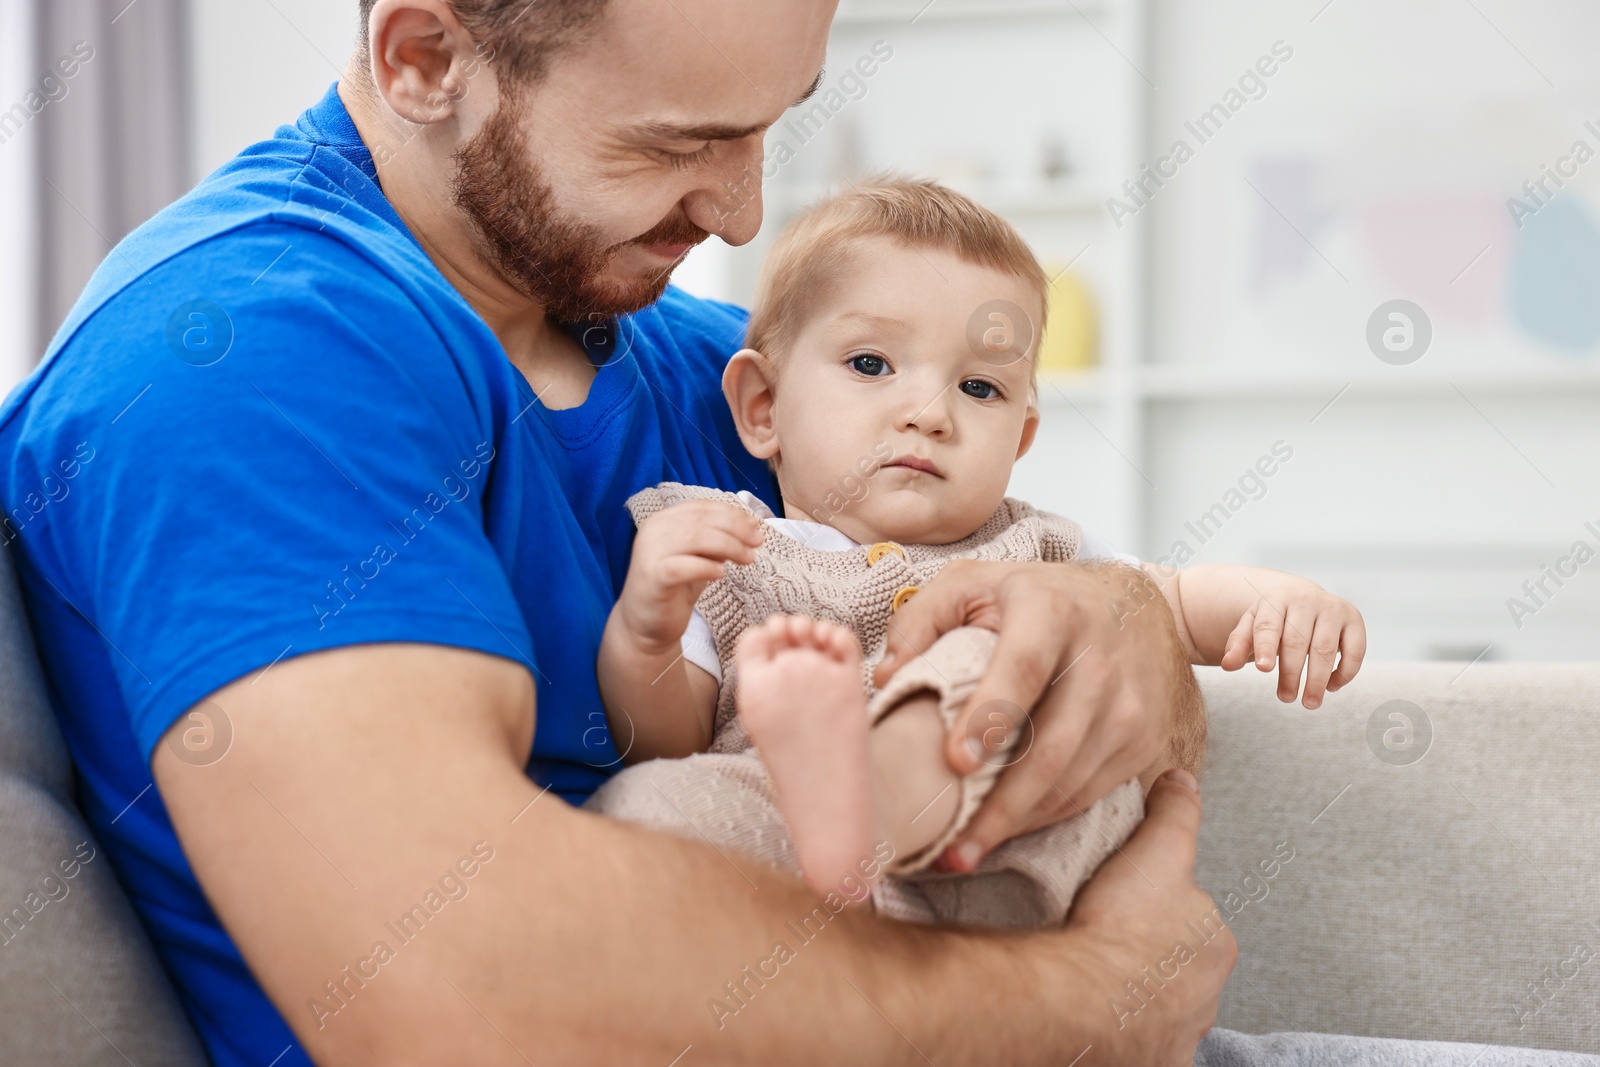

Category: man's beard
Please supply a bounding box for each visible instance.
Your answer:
[452,100,709,323]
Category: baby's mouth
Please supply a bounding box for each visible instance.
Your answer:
[885,454,943,477]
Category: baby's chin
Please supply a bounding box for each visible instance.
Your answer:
[827,495,997,547]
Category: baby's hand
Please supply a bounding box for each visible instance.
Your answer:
[1219,579,1366,709]
[614,501,763,654]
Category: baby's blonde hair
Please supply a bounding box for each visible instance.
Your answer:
[745,178,1050,365]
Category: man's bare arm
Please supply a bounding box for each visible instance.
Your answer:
[153,643,1228,1065]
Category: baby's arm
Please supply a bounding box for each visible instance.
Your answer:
[1143,563,1367,709]
[598,500,763,763]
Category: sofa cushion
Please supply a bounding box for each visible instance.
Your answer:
[1195,661,1600,1054]
[0,542,208,1066]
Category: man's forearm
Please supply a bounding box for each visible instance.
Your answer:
[443,796,1112,1066]
[154,643,1114,1066]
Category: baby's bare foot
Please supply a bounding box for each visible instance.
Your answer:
[736,615,875,900]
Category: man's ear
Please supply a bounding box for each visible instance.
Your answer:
[1015,400,1040,461]
[367,0,483,125]
[723,349,781,461]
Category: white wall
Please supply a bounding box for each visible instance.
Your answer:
[0,1,40,393]
[189,0,360,183]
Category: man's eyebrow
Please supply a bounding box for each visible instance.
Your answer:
[634,119,769,142]
[631,70,827,143]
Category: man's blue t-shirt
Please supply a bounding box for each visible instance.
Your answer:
[0,84,777,1067]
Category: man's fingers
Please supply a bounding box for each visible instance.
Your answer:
[944,665,1105,867]
[1046,690,1153,811]
[1126,768,1202,872]
[1326,612,1368,691]
[1074,769,1203,918]
[942,590,1071,775]
[943,752,1059,870]
[1059,739,1144,817]
[875,562,1000,686]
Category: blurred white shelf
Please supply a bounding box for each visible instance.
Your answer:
[834,0,1111,25]
[1137,365,1600,400]
[1036,365,1600,402]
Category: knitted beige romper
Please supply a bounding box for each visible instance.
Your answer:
[585,483,1145,928]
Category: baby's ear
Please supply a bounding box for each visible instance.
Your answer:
[1014,398,1040,461]
[723,348,781,460]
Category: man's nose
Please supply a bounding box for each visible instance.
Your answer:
[683,139,765,247]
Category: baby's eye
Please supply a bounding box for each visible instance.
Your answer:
[848,353,891,377]
[960,378,1001,400]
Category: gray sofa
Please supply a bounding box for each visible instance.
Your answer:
[2,519,1596,1060]
[1195,660,1600,1054]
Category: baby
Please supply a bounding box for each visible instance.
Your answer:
[585,180,1365,925]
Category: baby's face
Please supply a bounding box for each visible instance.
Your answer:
[768,238,1041,545]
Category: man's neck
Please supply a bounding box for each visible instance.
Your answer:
[337,76,597,409]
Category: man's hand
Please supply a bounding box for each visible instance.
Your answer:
[613,500,763,654]
[1217,577,1366,709]
[1067,770,1237,1065]
[874,559,1199,871]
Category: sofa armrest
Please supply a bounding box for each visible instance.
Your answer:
[0,543,208,1066]
[1194,661,1600,1053]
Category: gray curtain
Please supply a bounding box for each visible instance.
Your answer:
[34,0,190,352]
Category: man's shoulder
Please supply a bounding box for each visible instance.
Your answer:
[4,157,486,441]
[47,130,434,357]
[10,221,436,416]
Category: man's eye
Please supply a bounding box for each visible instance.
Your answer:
[848,354,891,377]
[665,143,715,169]
[960,379,1000,400]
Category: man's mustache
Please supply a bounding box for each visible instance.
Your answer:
[624,215,710,252]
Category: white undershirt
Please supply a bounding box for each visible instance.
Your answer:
[680,492,1140,683]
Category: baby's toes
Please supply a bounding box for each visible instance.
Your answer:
[815,620,863,664]
[738,615,791,664]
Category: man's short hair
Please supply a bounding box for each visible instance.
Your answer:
[745,178,1050,365]
[357,0,609,85]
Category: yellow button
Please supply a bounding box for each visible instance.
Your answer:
[867,542,906,566]
[891,585,920,612]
